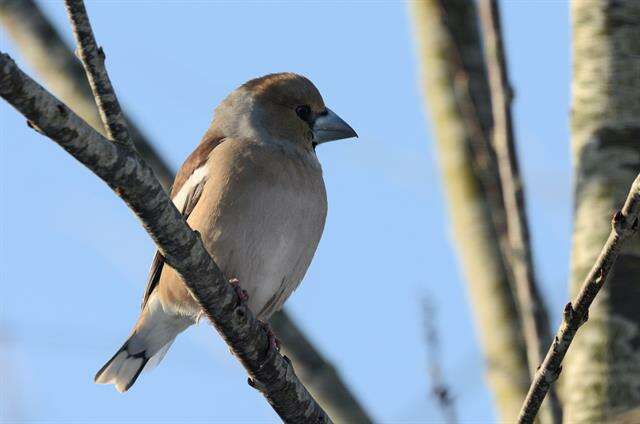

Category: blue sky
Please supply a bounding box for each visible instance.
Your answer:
[1,1,571,422]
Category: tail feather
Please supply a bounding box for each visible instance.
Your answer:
[95,295,194,392]
[144,339,175,372]
[94,343,150,393]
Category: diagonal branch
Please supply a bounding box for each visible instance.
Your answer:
[0,2,371,421]
[477,1,561,423]
[0,51,330,423]
[271,313,372,423]
[64,0,130,146]
[0,0,173,188]
[518,174,640,423]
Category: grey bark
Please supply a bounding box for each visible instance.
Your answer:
[518,174,640,423]
[64,0,131,147]
[0,51,331,423]
[563,1,640,422]
[477,1,561,423]
[271,313,372,423]
[0,2,371,421]
[410,1,530,421]
[0,0,173,189]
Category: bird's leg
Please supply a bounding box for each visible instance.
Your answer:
[229,278,249,304]
[245,322,282,393]
[228,278,278,351]
[260,320,281,351]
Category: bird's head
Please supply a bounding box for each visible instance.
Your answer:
[213,73,357,150]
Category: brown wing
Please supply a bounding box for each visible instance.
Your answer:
[140,129,226,309]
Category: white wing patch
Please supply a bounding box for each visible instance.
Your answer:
[172,165,209,212]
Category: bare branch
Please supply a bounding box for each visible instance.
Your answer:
[271,313,372,423]
[422,298,457,424]
[63,0,130,146]
[477,1,561,422]
[563,2,640,420]
[0,3,371,420]
[0,51,331,423]
[518,174,640,423]
[0,0,173,189]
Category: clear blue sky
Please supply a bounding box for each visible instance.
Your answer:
[0,1,571,422]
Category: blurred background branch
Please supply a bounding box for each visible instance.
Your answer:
[0,1,371,422]
[410,1,530,421]
[271,313,371,423]
[422,297,457,424]
[477,1,561,422]
[0,50,330,422]
[0,0,173,189]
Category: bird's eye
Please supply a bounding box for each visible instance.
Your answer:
[295,105,312,123]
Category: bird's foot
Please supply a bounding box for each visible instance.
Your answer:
[229,278,249,304]
[245,322,283,393]
[261,321,281,351]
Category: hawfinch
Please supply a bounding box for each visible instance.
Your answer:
[95,73,357,392]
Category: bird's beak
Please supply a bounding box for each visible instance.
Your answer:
[313,108,358,144]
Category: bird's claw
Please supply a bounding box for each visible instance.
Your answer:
[261,321,280,351]
[229,278,249,304]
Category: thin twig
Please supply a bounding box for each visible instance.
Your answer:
[0,0,103,128]
[63,0,130,146]
[422,298,457,424]
[0,0,173,188]
[63,0,127,146]
[11,0,330,422]
[0,50,331,424]
[518,174,640,423]
[477,1,561,423]
[0,2,371,419]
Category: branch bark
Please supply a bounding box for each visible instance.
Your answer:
[64,0,130,146]
[0,0,173,189]
[410,1,530,421]
[562,1,640,421]
[518,174,640,423]
[477,1,561,423]
[271,313,372,423]
[0,51,331,423]
[0,2,371,421]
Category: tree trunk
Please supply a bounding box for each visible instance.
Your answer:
[564,1,640,421]
[410,1,530,421]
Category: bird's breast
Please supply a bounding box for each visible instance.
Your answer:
[188,139,327,318]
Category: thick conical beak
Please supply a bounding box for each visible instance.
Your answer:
[313,108,358,144]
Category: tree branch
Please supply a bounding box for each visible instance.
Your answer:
[411,1,531,420]
[271,313,372,423]
[518,174,640,423]
[0,51,330,423]
[64,0,130,146]
[563,2,640,420]
[477,1,561,423]
[0,2,371,420]
[0,0,173,189]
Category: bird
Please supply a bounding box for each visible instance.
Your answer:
[94,73,357,393]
